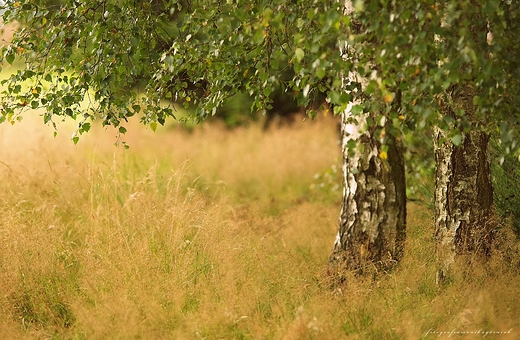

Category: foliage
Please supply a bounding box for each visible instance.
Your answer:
[348,0,520,151]
[213,91,257,128]
[492,139,520,235]
[1,0,519,155]
[404,130,435,205]
[0,0,518,157]
[1,0,345,139]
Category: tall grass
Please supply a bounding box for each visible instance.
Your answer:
[0,115,519,339]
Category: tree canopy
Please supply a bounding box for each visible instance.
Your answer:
[1,0,519,153]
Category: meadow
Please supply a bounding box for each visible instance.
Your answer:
[0,113,519,339]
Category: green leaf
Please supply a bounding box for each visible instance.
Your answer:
[295,48,305,62]
[5,54,14,65]
[316,67,326,79]
[150,121,157,132]
[452,133,462,146]
[119,126,127,134]
[81,122,91,133]
[351,105,363,115]
[354,0,365,13]
[347,139,357,150]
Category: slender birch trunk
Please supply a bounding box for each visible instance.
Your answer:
[329,0,406,274]
[434,86,495,284]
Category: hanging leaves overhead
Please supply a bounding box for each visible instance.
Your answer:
[1,0,519,153]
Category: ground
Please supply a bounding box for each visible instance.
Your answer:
[0,112,519,339]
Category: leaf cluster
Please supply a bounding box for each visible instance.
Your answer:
[1,0,348,139]
[349,0,520,151]
[1,0,519,153]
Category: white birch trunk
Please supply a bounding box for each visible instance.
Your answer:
[432,8,495,284]
[434,86,495,284]
[329,0,406,274]
[330,103,406,273]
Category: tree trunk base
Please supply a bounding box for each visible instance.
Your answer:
[330,111,406,276]
[434,128,496,285]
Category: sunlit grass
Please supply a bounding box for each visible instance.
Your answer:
[0,115,519,339]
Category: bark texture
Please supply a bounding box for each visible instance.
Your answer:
[434,87,495,284]
[330,0,406,275]
[330,110,406,273]
[434,129,494,283]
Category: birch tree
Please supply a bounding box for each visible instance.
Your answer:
[330,0,406,274]
[431,2,505,283]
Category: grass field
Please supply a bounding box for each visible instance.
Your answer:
[0,113,519,339]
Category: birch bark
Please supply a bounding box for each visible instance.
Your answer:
[434,86,495,284]
[329,0,406,274]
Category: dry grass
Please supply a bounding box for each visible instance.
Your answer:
[0,114,519,339]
